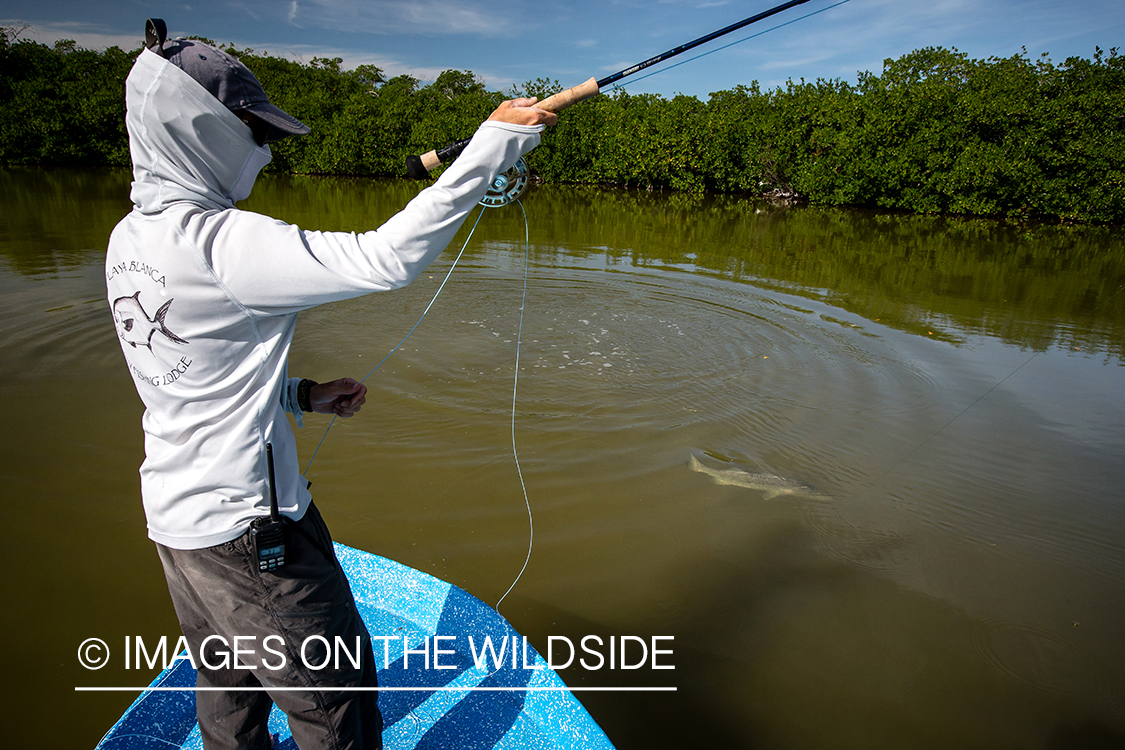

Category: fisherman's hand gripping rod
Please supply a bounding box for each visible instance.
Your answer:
[405,0,813,181]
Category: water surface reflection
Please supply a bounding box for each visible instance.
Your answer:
[2,169,1123,749]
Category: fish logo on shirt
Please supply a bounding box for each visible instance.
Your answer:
[113,291,189,350]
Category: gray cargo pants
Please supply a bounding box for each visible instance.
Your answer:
[156,502,383,750]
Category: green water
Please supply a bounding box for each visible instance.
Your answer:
[2,168,1124,749]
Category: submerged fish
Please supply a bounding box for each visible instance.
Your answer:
[688,453,828,499]
[113,291,189,350]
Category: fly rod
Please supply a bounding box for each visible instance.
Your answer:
[406,0,813,179]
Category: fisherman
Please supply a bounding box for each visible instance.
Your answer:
[105,19,555,750]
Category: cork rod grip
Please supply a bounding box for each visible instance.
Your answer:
[420,151,442,172]
[409,78,602,177]
[535,77,601,113]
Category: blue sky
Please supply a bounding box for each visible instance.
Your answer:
[3,0,1123,99]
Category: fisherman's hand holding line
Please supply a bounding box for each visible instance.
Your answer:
[489,97,558,127]
[310,378,367,418]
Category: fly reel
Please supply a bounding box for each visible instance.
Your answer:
[479,156,530,208]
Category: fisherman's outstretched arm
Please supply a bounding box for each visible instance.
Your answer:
[205,99,554,317]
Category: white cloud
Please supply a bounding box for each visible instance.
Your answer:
[0,17,522,92]
[2,20,143,51]
[601,59,638,73]
[240,41,523,90]
[294,0,527,37]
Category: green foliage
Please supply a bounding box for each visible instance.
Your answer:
[1,26,1122,223]
[0,29,134,167]
[517,46,1125,222]
[229,48,501,177]
[755,47,1125,223]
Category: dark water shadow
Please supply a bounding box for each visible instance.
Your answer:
[511,598,757,749]
[515,515,1124,750]
[1046,721,1125,750]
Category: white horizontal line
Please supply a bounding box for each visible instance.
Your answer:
[76,686,676,692]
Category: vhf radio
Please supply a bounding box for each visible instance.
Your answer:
[250,443,286,572]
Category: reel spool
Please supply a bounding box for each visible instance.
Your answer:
[480,156,530,207]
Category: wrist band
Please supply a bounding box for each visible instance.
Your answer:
[297,379,317,412]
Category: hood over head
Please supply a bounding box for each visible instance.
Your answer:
[158,37,310,145]
[125,48,276,214]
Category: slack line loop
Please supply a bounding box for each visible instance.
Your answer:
[497,199,534,614]
[300,199,537,612]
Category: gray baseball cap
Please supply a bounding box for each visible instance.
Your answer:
[145,18,310,143]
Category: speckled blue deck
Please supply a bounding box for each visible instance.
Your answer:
[95,544,614,750]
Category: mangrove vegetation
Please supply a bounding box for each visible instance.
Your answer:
[1,26,1122,223]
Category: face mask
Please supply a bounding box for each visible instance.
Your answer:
[229,144,272,202]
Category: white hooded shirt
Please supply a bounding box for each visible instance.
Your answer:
[106,48,543,550]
